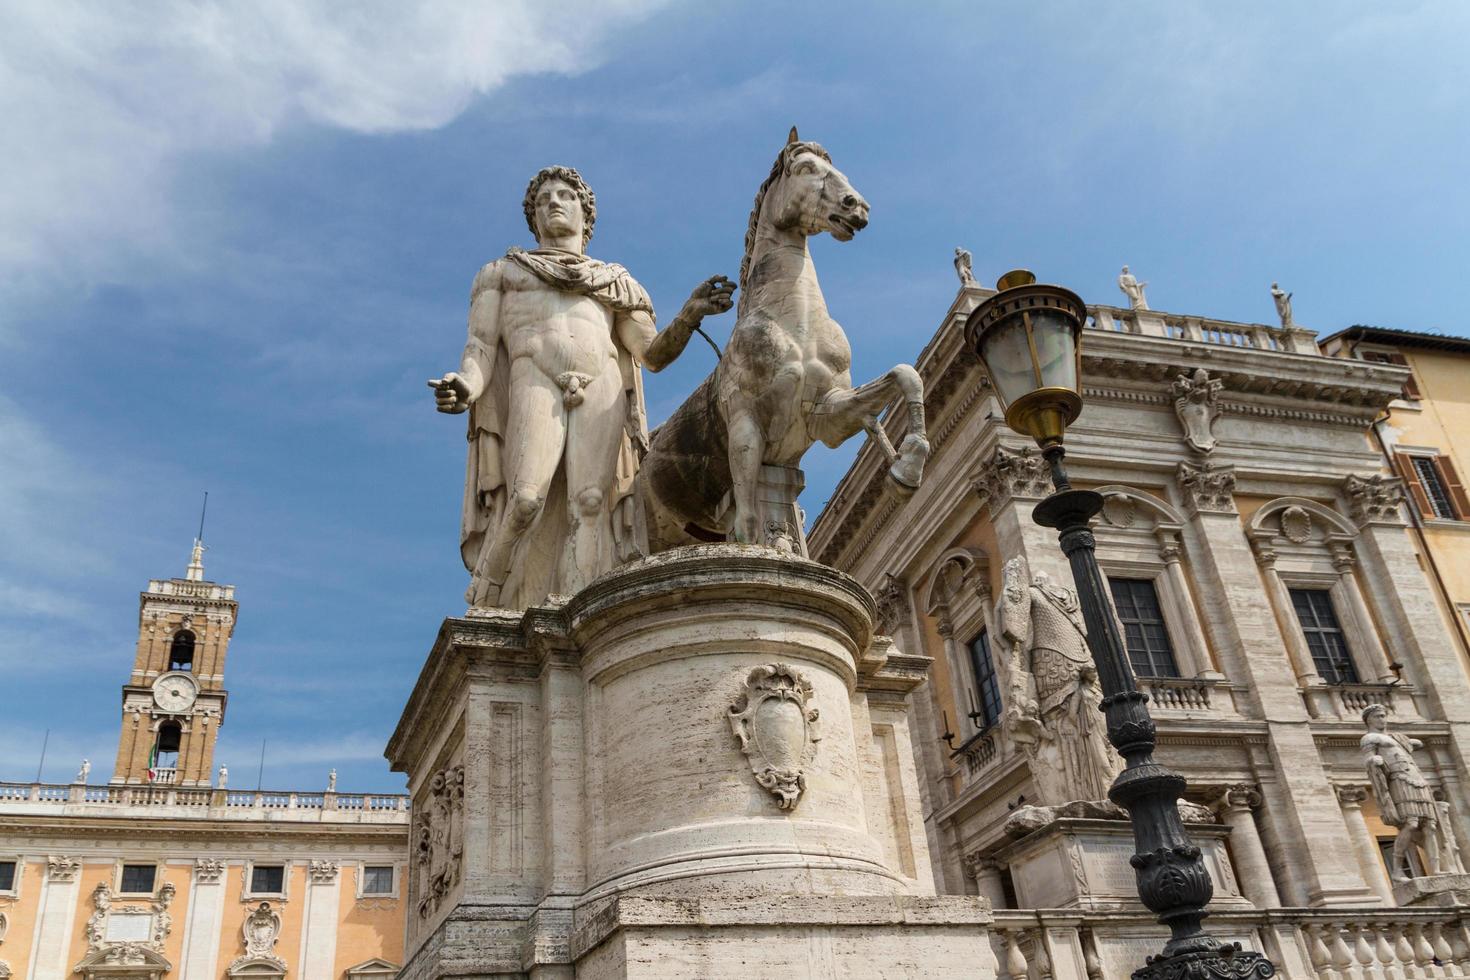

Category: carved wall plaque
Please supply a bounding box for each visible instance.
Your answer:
[728,664,821,810]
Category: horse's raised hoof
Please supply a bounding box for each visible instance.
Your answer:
[885,472,919,500]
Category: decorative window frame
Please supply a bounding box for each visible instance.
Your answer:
[355,861,400,900]
[114,858,163,897]
[241,860,291,902]
[1247,497,1397,691]
[922,547,996,739]
[0,854,22,898]
[1092,486,1218,681]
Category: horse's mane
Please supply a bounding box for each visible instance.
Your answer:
[737,140,831,316]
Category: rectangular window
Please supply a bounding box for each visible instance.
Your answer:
[1108,578,1180,678]
[1412,457,1458,520]
[119,863,156,894]
[967,630,1003,730]
[0,860,15,892]
[1289,588,1360,684]
[362,865,395,895]
[250,864,285,895]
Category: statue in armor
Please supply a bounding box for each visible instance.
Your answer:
[996,556,1121,805]
[1362,703,1447,880]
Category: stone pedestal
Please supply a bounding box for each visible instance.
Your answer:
[387,545,996,978]
[997,817,1250,912]
[1392,873,1470,907]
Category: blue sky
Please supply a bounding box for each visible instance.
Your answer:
[2,2,1466,792]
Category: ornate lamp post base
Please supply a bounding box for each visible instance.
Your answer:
[1033,449,1276,980]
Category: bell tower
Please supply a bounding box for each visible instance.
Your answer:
[111,539,237,786]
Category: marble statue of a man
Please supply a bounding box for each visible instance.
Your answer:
[1362,703,1443,880]
[431,166,734,609]
[1270,281,1294,328]
[997,557,1121,805]
[953,247,976,286]
[1118,265,1148,310]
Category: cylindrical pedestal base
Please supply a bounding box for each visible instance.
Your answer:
[567,544,901,900]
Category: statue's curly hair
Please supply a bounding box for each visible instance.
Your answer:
[523,165,596,246]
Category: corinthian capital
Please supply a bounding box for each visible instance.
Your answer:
[1177,461,1237,516]
[1343,473,1406,527]
[973,445,1052,515]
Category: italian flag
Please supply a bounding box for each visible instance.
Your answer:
[146,744,158,782]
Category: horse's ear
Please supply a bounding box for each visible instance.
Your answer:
[787,126,799,145]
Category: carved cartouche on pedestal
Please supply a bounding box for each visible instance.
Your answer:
[1171,368,1223,455]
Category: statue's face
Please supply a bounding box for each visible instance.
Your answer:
[532,178,584,245]
[1367,711,1387,732]
[779,148,868,242]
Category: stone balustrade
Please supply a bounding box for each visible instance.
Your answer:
[953,728,1001,778]
[0,780,409,819]
[1301,680,1419,722]
[1084,303,1318,354]
[1143,676,1225,714]
[990,907,1470,979]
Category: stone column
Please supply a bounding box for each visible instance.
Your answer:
[1214,785,1281,909]
[1336,785,1394,904]
[180,858,228,978]
[298,860,341,980]
[28,857,82,980]
[1330,543,1396,683]
[1247,533,1324,688]
[1176,461,1377,906]
[1157,530,1218,678]
[966,854,1008,909]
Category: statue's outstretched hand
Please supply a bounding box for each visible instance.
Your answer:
[427,374,471,414]
[682,275,736,320]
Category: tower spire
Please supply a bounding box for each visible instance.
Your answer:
[186,491,208,581]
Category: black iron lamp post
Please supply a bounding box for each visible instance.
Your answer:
[964,271,1275,980]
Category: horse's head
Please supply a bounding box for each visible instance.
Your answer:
[761,130,869,243]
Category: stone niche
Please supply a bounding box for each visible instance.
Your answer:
[997,817,1250,912]
[387,544,997,979]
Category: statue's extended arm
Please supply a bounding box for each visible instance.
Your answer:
[429,266,502,412]
[620,275,735,372]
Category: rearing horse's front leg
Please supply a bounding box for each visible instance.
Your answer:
[812,363,930,494]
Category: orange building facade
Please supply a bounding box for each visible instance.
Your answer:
[0,547,408,979]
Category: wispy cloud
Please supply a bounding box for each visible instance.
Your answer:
[0,0,671,306]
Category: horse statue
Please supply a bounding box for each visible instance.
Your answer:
[639,128,930,552]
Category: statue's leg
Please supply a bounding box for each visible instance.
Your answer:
[563,367,626,593]
[810,365,929,491]
[1391,822,1415,881]
[469,362,565,606]
[1424,816,1443,875]
[726,409,765,545]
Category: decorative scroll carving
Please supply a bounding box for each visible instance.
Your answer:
[973,445,1052,514]
[1172,368,1223,455]
[414,764,465,919]
[47,855,80,882]
[1177,461,1237,515]
[195,858,227,883]
[728,664,822,810]
[874,573,909,635]
[1344,473,1406,526]
[1279,505,1312,544]
[308,860,340,884]
[1217,784,1262,813]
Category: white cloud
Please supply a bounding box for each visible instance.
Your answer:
[0,0,669,293]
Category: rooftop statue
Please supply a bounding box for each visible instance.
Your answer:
[1271,281,1294,328]
[429,166,734,608]
[1118,264,1149,310]
[954,247,976,286]
[639,129,930,550]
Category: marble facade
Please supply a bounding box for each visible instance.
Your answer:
[809,281,1470,974]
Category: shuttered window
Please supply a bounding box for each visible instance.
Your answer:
[967,630,1003,730]
[1394,452,1470,521]
[1360,350,1422,400]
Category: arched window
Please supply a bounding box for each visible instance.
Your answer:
[169,630,195,672]
[153,721,181,771]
